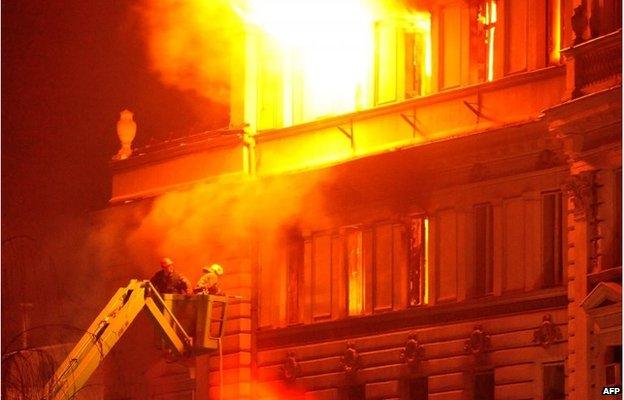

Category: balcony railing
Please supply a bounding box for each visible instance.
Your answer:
[562,29,622,99]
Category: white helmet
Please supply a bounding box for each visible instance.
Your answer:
[202,263,224,276]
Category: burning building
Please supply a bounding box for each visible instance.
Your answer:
[7,0,620,399]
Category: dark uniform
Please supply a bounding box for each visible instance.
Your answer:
[150,270,190,294]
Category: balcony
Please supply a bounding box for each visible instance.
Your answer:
[109,66,567,201]
[253,67,566,176]
[562,29,622,99]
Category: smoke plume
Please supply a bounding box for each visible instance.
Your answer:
[90,172,332,284]
[136,0,241,105]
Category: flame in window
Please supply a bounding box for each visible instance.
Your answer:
[478,0,497,82]
[139,0,431,125]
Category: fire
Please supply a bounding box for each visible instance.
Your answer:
[236,0,431,124]
[139,0,432,126]
[478,0,497,82]
[237,0,377,121]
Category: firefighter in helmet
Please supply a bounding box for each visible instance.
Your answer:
[150,257,191,295]
[194,263,224,295]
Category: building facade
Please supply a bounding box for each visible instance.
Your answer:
[103,0,621,399]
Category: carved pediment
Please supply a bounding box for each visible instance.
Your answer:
[581,282,622,312]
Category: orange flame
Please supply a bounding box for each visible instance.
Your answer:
[139,0,431,121]
[236,0,377,120]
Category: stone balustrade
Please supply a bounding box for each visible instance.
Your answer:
[562,29,622,99]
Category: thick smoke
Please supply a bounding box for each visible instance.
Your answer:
[93,173,332,284]
[136,0,241,105]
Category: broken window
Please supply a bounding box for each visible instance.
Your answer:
[469,0,497,82]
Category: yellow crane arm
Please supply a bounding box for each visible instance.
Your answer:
[43,279,194,400]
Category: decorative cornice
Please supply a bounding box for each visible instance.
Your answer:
[256,290,567,349]
[532,314,563,348]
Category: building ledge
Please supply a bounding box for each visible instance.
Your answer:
[254,66,565,143]
[110,129,245,172]
[256,288,567,349]
[588,266,622,292]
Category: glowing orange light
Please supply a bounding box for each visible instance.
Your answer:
[414,15,433,80]
[486,1,497,82]
[550,0,562,63]
[141,0,432,130]
[423,217,429,304]
[236,0,431,124]
[238,0,375,120]
[347,229,364,315]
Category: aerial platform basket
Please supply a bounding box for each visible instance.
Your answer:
[161,292,228,353]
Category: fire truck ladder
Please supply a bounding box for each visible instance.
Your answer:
[43,279,228,400]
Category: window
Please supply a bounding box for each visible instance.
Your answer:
[346,221,413,314]
[474,370,495,400]
[286,227,304,324]
[341,385,365,400]
[440,2,463,88]
[546,0,563,64]
[605,345,622,387]
[404,15,432,98]
[505,0,528,74]
[376,15,432,104]
[614,169,622,267]
[408,216,428,306]
[373,223,395,311]
[469,1,497,82]
[543,363,565,400]
[542,191,563,287]
[403,377,428,400]
[375,21,399,104]
[288,216,428,324]
[475,203,494,297]
[312,233,333,320]
[346,228,364,316]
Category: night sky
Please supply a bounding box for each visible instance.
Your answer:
[2,1,227,239]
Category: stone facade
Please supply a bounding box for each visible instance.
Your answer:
[100,1,623,399]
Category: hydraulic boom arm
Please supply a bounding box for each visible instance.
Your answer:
[43,279,195,400]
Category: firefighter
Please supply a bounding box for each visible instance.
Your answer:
[194,263,224,295]
[150,257,191,295]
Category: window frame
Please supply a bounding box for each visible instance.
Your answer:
[541,190,564,288]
